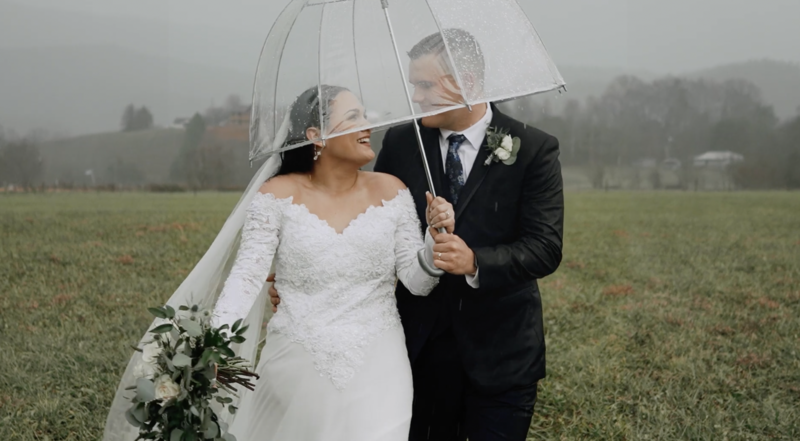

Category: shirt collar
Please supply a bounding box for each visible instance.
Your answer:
[439,104,494,150]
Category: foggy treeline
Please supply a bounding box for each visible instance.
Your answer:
[505,75,800,190]
[1,74,799,191]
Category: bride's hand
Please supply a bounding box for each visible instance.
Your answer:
[426,192,454,235]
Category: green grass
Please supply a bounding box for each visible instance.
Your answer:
[1,191,799,440]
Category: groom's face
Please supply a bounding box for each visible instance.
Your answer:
[408,53,465,128]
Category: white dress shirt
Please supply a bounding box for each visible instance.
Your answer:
[423,105,493,288]
[438,105,494,182]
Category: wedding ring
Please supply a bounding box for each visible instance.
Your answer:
[444,211,449,219]
[437,252,442,260]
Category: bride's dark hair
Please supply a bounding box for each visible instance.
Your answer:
[276,85,349,176]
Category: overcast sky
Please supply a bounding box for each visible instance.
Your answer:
[9,0,799,73]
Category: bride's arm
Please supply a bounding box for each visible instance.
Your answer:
[393,189,442,296]
[211,190,285,329]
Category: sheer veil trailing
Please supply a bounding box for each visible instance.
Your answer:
[102,109,294,440]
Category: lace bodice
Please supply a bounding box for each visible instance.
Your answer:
[211,188,437,389]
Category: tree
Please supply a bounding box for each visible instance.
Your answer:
[133,107,154,131]
[121,104,136,131]
[121,104,154,131]
[170,113,207,186]
[0,140,43,187]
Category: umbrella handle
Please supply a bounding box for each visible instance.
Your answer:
[418,227,446,277]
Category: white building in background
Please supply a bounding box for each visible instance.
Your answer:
[693,151,744,168]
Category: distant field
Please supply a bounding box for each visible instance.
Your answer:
[1,191,799,440]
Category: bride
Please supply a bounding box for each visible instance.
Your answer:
[104,84,455,441]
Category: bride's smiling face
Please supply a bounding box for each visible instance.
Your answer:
[308,91,374,167]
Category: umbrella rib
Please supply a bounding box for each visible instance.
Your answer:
[317,3,327,142]
[270,0,307,157]
[351,0,364,100]
[250,0,302,161]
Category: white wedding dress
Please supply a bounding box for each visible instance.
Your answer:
[210,187,438,441]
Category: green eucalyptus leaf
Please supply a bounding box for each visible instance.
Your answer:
[204,423,219,439]
[200,349,214,368]
[124,408,142,427]
[132,402,147,423]
[235,325,249,336]
[228,405,237,414]
[511,137,521,155]
[148,307,168,319]
[231,319,242,334]
[502,156,518,166]
[210,352,222,365]
[180,319,203,338]
[191,304,199,312]
[179,305,190,311]
[170,428,184,441]
[163,305,176,319]
[218,346,236,358]
[150,323,174,334]
[173,353,192,368]
[136,378,156,403]
[190,405,200,417]
[229,336,245,344]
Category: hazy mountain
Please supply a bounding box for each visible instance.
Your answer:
[688,60,800,120]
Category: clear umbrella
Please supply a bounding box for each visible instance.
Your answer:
[250,0,565,274]
[251,0,564,161]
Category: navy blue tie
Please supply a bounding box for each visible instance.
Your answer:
[445,134,467,204]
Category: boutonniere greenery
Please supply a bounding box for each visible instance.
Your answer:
[484,127,521,166]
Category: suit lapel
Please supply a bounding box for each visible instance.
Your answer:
[454,105,503,222]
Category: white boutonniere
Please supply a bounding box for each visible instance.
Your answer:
[484,127,521,166]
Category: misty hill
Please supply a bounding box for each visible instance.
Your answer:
[0,45,252,136]
[688,60,800,120]
[38,128,185,184]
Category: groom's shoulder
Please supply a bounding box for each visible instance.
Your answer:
[499,112,557,145]
[383,122,417,148]
[496,111,559,161]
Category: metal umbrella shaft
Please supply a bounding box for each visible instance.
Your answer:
[381,0,445,277]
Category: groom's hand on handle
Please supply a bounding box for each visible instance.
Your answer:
[433,233,477,276]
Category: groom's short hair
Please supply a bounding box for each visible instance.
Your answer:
[408,29,485,84]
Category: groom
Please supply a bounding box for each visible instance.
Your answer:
[271,30,563,440]
[373,30,563,441]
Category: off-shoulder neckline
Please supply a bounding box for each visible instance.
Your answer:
[252,188,411,236]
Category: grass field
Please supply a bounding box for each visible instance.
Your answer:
[1,191,799,440]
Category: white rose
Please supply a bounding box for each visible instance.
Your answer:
[501,135,513,152]
[154,374,181,402]
[495,148,511,161]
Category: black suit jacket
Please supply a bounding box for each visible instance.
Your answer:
[374,105,564,395]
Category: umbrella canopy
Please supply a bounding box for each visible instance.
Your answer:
[249,0,565,162]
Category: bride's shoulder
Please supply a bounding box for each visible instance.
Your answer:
[363,172,408,200]
[258,174,301,199]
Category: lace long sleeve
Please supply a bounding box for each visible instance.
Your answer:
[393,189,439,296]
[211,193,285,328]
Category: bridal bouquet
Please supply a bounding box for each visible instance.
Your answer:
[124,304,258,441]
